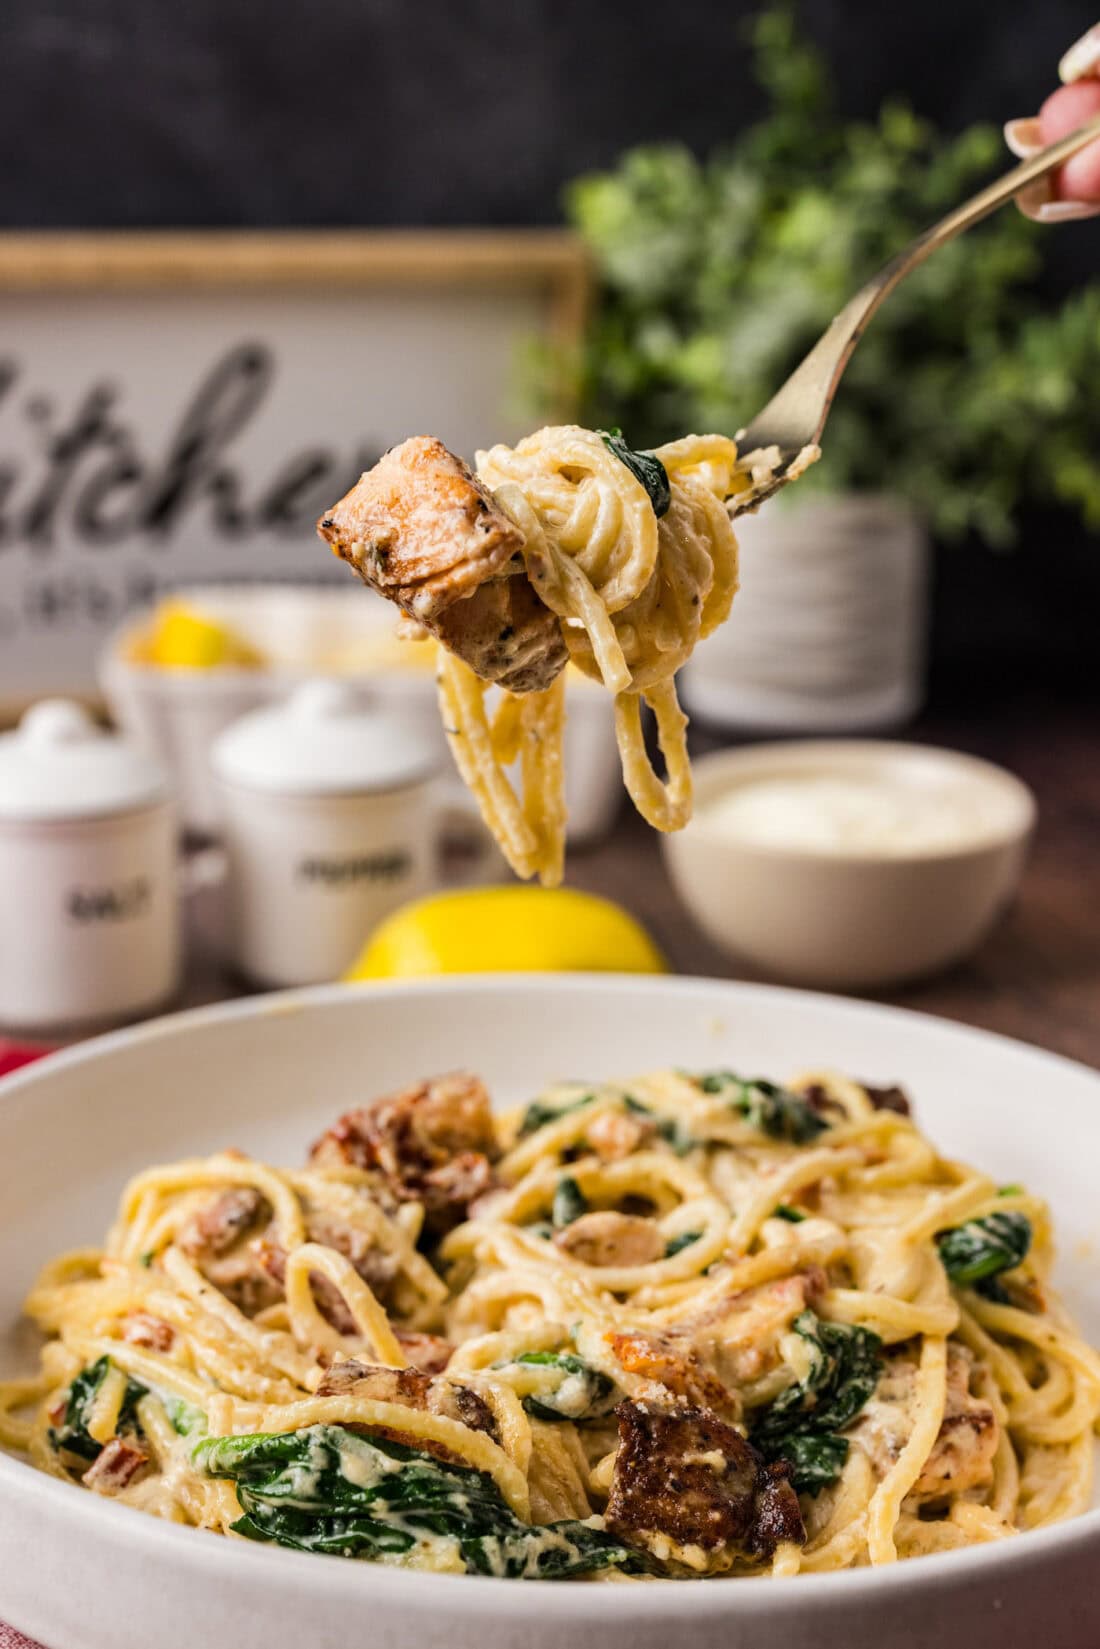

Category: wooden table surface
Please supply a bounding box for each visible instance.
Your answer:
[184,694,1100,1070]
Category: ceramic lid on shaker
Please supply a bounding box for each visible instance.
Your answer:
[0,700,171,822]
[211,680,438,795]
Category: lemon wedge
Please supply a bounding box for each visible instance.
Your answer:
[345,886,667,979]
[138,601,265,669]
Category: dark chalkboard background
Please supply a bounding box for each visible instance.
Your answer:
[0,0,1097,703]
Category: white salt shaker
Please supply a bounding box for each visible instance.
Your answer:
[0,700,180,1032]
[211,681,444,987]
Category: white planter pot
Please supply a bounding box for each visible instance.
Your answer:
[682,493,930,733]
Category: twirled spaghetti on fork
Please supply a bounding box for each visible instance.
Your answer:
[318,426,801,884]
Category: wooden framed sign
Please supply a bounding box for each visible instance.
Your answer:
[0,230,589,705]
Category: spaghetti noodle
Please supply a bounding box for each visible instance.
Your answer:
[319,427,759,885]
[2,1066,1097,1579]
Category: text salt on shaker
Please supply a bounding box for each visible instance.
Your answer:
[0,700,180,1031]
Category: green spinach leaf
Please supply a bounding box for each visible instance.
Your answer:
[511,1351,616,1422]
[936,1212,1031,1296]
[518,1091,597,1138]
[599,430,671,518]
[196,1424,640,1577]
[49,1358,148,1464]
[751,1312,882,1494]
[622,1094,695,1154]
[552,1175,589,1228]
[767,1431,849,1492]
[697,1072,827,1145]
[163,1394,207,1438]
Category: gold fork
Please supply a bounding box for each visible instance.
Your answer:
[731,113,1100,516]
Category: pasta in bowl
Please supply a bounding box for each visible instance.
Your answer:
[4,1056,1096,1582]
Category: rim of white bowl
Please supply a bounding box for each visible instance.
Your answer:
[0,972,1096,1614]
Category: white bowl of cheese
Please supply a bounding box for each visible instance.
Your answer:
[663,739,1035,989]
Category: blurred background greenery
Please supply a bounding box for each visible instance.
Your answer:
[557,6,1100,548]
[2,0,1098,702]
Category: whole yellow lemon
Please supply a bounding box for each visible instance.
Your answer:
[345,886,666,979]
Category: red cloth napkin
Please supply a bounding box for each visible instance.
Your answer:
[0,1626,44,1649]
[0,1040,53,1079]
[1,1041,51,1647]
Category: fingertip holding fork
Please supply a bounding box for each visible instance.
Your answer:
[1006,24,1100,221]
[730,103,1100,516]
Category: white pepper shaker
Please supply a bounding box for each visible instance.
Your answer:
[211,681,441,987]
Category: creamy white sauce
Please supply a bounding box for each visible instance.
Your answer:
[682,1448,727,1472]
[337,1438,401,1491]
[547,1370,594,1418]
[700,772,1013,856]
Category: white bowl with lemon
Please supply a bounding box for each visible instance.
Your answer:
[100,587,622,844]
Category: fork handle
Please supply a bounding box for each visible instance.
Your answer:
[868,112,1100,305]
[740,113,1100,457]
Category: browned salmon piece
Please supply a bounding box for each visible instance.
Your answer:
[394,1330,454,1375]
[82,1437,150,1495]
[177,1187,283,1317]
[310,1071,500,1238]
[318,436,566,693]
[605,1400,804,1571]
[583,1108,656,1161]
[607,1330,740,1422]
[674,1271,826,1388]
[853,1344,999,1502]
[435,571,567,694]
[178,1186,267,1258]
[913,1346,999,1499]
[119,1313,176,1353]
[178,1183,401,1326]
[252,1214,400,1337]
[554,1211,665,1269]
[316,1358,498,1458]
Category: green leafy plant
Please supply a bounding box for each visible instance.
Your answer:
[750,1311,883,1493]
[557,5,1100,544]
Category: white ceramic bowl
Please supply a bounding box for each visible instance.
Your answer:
[0,975,1097,1649]
[100,585,622,843]
[663,741,1035,990]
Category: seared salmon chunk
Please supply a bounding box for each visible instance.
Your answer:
[318,436,566,692]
